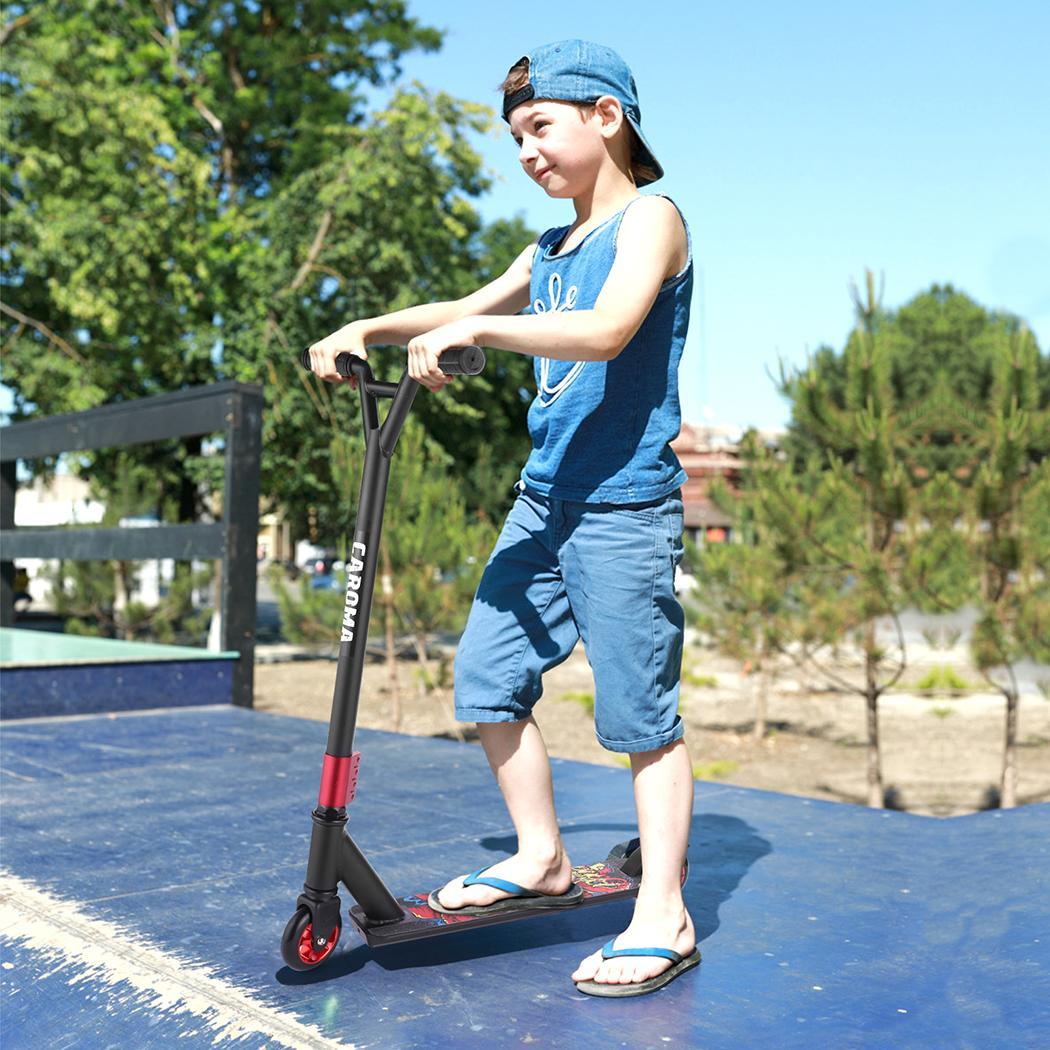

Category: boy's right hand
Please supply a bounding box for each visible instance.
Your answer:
[304,325,369,389]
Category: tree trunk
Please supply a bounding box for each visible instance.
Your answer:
[412,632,431,701]
[113,560,134,640]
[113,560,128,613]
[865,687,884,808]
[752,664,768,742]
[1000,689,1019,809]
[381,546,401,732]
[864,620,885,808]
[413,631,463,741]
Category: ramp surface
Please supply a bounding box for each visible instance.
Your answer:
[1,706,1048,1048]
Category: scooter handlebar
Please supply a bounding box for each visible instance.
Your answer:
[424,344,487,376]
[298,345,486,378]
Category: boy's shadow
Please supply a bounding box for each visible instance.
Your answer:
[278,813,770,983]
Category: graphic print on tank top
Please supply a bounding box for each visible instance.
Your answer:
[533,272,585,408]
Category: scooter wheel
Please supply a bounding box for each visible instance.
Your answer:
[281,906,341,971]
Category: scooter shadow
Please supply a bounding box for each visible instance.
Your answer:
[276,813,770,985]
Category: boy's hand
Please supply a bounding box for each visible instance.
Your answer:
[407,319,477,393]
[305,325,369,389]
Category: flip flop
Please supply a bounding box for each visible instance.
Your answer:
[573,939,701,998]
[427,864,584,916]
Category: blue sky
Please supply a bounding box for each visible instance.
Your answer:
[367,0,1050,430]
[4,2,1047,433]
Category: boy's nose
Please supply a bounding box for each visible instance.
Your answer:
[518,139,539,165]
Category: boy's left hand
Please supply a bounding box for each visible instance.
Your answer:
[407,319,478,392]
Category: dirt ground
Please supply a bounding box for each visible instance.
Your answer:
[254,637,1050,818]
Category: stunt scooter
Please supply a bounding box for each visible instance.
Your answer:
[281,346,685,972]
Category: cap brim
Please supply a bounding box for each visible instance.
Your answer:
[624,113,663,186]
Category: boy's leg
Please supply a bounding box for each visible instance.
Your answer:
[442,484,580,908]
[571,736,696,985]
[555,492,694,985]
[433,716,573,908]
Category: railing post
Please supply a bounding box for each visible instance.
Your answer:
[221,386,264,708]
[1,460,15,627]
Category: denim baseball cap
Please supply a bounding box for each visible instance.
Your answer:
[501,39,664,186]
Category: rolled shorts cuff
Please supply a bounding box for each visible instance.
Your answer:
[454,705,531,724]
[596,715,685,755]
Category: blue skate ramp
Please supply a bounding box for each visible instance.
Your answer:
[0,627,238,718]
[1,705,1048,1049]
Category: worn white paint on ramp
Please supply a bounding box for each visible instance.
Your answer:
[0,871,355,1049]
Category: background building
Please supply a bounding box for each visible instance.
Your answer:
[672,421,784,550]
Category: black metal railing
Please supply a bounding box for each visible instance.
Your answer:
[0,382,263,707]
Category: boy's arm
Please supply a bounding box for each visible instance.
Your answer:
[408,197,687,390]
[306,244,534,382]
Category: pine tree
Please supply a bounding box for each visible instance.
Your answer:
[697,273,1047,811]
[381,418,497,731]
[968,326,1050,807]
[688,452,791,741]
[775,273,913,807]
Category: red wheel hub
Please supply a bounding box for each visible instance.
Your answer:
[298,921,339,965]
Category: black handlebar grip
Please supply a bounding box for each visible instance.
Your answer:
[299,347,366,379]
[438,345,486,375]
[334,352,363,378]
[299,344,485,377]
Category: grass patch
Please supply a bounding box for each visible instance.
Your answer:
[683,670,718,688]
[560,690,595,714]
[692,760,740,781]
[931,704,955,719]
[916,666,974,692]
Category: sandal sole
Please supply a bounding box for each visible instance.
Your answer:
[573,948,701,998]
[426,882,584,916]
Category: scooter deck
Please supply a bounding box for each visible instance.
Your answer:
[347,843,686,949]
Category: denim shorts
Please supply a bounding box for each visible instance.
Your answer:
[454,483,686,753]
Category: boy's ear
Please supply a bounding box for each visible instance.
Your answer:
[594,95,625,138]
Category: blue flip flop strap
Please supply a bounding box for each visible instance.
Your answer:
[462,866,535,897]
[601,939,683,963]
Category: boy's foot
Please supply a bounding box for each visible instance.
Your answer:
[432,849,573,910]
[571,904,696,990]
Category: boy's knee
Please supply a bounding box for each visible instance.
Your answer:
[595,714,685,755]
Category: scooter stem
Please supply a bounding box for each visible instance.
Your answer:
[325,359,419,758]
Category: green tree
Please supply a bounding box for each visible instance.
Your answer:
[721,274,1047,811]
[381,418,496,722]
[688,468,790,741]
[777,274,915,807]
[903,472,977,614]
[967,328,1050,807]
[782,281,1025,482]
[2,0,534,546]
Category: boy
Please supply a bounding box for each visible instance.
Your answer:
[307,39,697,997]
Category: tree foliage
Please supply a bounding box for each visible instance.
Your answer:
[695,272,1049,808]
[2,0,535,539]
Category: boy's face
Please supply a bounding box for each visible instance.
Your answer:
[508,99,612,198]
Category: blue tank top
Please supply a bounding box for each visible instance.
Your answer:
[520,194,692,503]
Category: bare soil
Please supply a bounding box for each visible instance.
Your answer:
[254,639,1050,818]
